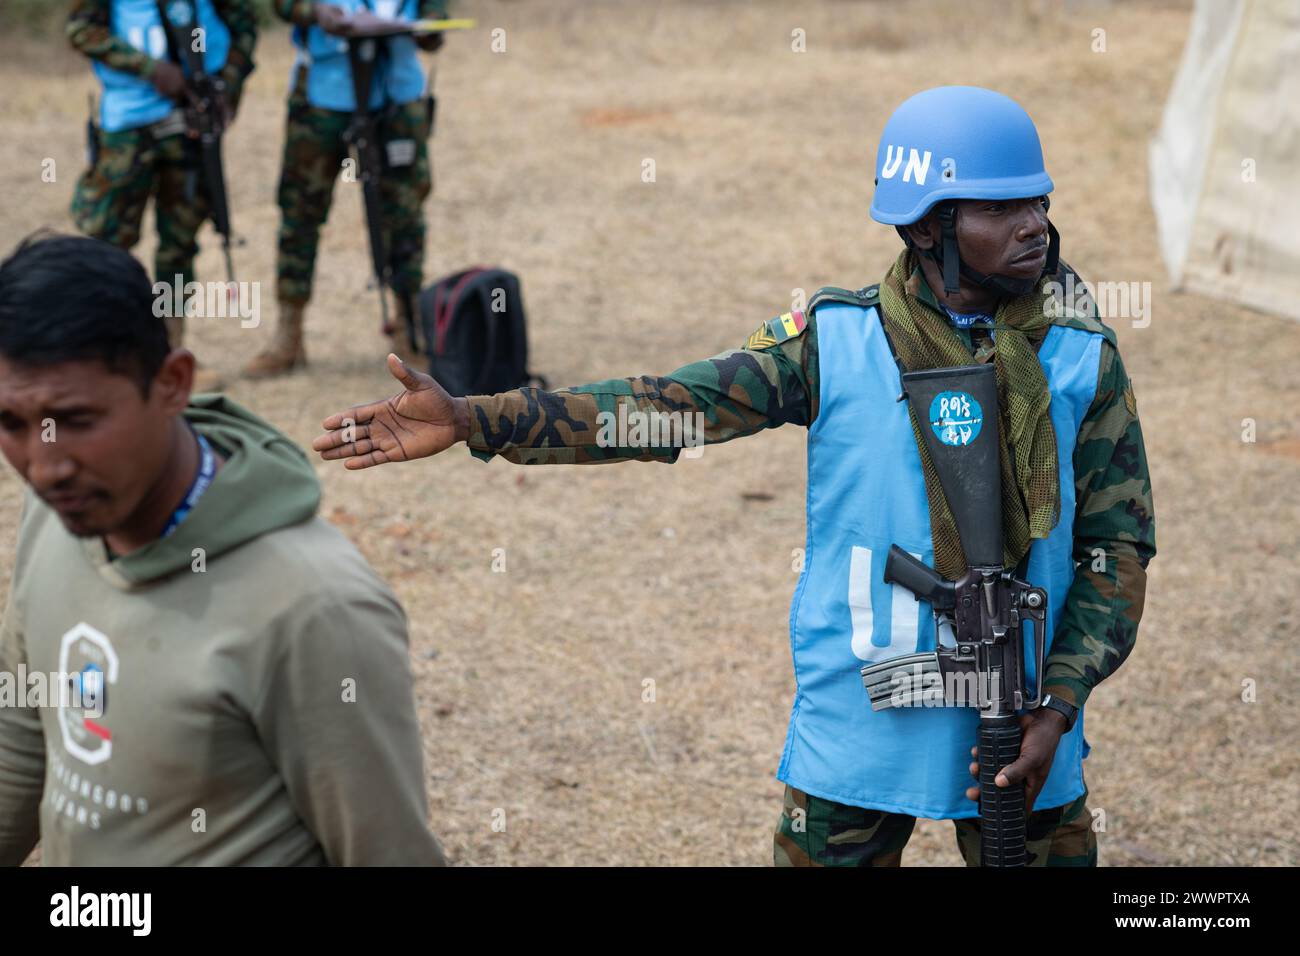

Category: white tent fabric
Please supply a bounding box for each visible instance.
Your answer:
[1148,0,1300,321]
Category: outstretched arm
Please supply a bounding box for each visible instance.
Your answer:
[313,311,818,468]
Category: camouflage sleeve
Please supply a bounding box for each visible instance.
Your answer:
[213,0,258,104]
[67,0,158,80]
[272,1,318,26]
[464,312,818,465]
[1042,341,1156,710]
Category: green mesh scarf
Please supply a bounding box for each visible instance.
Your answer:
[878,249,1060,579]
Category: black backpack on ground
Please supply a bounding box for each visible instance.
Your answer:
[418,267,546,396]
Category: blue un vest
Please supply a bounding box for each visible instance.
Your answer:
[777,302,1103,818]
[95,0,231,133]
[292,0,425,112]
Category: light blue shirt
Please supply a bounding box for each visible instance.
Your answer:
[291,0,425,112]
[94,0,231,133]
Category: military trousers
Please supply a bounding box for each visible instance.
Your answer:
[773,783,1098,867]
[275,74,432,306]
[70,122,209,295]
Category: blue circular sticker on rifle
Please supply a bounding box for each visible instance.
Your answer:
[929,391,983,447]
[166,0,194,26]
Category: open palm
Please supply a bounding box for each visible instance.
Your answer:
[313,354,463,469]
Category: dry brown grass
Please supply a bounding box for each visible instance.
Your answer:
[0,0,1295,866]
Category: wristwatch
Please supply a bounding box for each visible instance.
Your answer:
[1039,694,1078,732]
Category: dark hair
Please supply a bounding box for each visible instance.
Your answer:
[0,231,170,395]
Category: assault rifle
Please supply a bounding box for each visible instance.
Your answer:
[339,14,476,340]
[155,0,237,284]
[859,363,1049,867]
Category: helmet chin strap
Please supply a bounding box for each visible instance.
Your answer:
[899,202,1061,302]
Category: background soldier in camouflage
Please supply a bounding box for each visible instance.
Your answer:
[244,0,447,378]
[68,0,258,392]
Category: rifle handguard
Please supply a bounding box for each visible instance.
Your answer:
[979,718,1028,867]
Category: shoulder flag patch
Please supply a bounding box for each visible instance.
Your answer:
[777,310,807,341]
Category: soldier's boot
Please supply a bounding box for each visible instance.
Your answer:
[385,290,424,366]
[164,315,226,392]
[243,300,307,379]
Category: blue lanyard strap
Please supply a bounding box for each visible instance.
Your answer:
[160,432,216,539]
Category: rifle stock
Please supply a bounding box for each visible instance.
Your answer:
[902,363,1003,567]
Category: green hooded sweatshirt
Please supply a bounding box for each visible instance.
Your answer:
[0,396,445,866]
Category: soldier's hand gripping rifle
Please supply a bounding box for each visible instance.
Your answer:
[859,363,1049,868]
[155,0,237,284]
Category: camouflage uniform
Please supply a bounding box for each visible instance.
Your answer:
[463,262,1155,865]
[68,0,258,321]
[271,0,444,310]
[774,783,1096,867]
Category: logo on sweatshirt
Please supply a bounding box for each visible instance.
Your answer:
[57,623,119,766]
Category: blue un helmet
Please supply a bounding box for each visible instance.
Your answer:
[869,86,1059,297]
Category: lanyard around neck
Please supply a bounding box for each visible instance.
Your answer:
[160,431,217,539]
